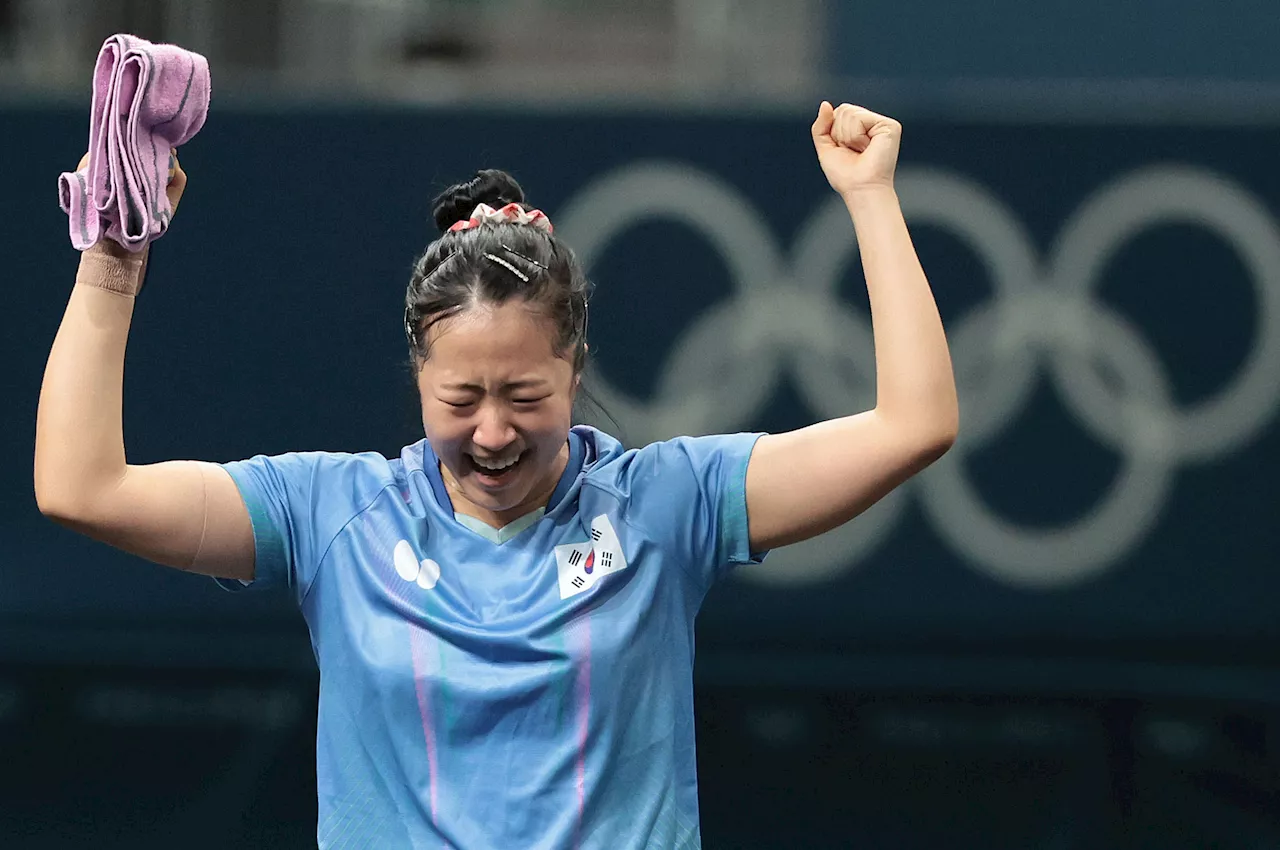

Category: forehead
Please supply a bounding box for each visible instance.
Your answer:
[421,302,565,380]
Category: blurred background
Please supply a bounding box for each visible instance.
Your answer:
[3,1,1279,848]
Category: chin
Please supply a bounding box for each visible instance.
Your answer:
[463,481,529,513]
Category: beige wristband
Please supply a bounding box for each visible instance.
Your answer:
[76,245,147,297]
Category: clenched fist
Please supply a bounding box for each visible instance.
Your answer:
[811,102,902,198]
[74,147,188,219]
[75,147,187,260]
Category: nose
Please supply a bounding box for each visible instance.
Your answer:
[471,400,517,452]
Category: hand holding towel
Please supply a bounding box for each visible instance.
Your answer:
[59,34,210,252]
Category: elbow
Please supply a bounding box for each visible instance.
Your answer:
[934,405,960,455]
[33,462,69,521]
[933,403,961,456]
[36,489,111,542]
[34,466,98,528]
[34,467,66,520]
[906,405,959,469]
[915,427,956,469]
[928,388,961,452]
[881,385,960,467]
[34,485,87,528]
[34,453,114,526]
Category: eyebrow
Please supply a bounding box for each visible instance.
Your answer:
[440,379,551,392]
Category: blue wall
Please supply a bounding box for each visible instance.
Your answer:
[3,106,1279,687]
[831,0,1280,80]
[4,103,1280,849]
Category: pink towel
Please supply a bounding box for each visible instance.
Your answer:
[59,34,210,252]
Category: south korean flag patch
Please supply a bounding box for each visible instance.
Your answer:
[555,514,627,600]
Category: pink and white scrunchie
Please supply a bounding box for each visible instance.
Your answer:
[448,202,554,234]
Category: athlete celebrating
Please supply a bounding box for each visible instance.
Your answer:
[35,102,957,848]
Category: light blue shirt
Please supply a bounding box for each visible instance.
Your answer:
[221,425,766,849]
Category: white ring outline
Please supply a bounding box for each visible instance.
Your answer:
[555,162,1280,589]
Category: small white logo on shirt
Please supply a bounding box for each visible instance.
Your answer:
[555,515,627,599]
[394,540,441,590]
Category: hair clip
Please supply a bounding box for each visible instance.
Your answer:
[404,304,417,347]
[422,249,461,282]
[407,251,463,347]
[484,252,530,282]
[500,243,550,271]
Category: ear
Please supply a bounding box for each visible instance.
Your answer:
[573,343,588,394]
[577,342,590,383]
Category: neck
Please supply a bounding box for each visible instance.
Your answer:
[444,440,570,529]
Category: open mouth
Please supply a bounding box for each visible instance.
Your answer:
[466,451,527,487]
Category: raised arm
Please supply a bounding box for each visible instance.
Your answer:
[34,155,256,581]
[745,102,959,551]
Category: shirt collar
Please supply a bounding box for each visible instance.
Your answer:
[420,428,585,525]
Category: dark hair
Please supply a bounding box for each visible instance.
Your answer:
[405,169,591,373]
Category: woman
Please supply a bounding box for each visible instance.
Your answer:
[35,102,958,848]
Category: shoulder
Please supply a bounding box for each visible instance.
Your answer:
[577,427,764,502]
[222,442,422,508]
[571,427,766,571]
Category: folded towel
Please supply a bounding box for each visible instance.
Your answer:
[59,34,210,252]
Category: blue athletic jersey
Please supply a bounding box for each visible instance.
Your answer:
[220,425,766,849]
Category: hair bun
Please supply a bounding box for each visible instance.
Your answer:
[432,169,528,233]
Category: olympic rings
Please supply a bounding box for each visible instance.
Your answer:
[554,162,1280,589]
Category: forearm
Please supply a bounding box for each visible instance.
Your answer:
[34,245,145,514]
[846,186,958,440]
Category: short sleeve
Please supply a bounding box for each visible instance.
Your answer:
[216,451,368,601]
[618,433,768,593]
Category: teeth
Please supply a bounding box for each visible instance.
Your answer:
[472,454,520,472]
